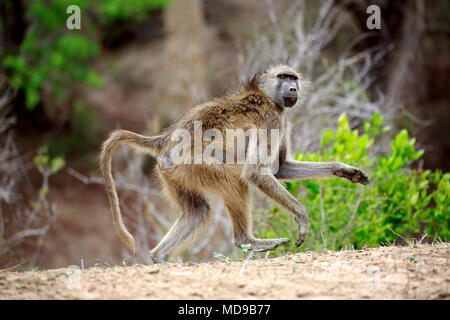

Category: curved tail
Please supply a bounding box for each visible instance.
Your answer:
[99,130,165,254]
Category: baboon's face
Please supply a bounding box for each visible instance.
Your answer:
[275,72,299,108]
[260,66,300,108]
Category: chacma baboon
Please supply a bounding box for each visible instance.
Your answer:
[100,64,369,263]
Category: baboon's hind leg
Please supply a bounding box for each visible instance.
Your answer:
[149,189,211,263]
[222,184,290,252]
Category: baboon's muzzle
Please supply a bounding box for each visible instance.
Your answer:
[282,85,298,107]
[283,95,298,107]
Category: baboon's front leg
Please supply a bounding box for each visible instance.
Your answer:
[249,173,309,247]
[274,161,369,185]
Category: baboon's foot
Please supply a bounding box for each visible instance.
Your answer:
[148,252,168,264]
[242,238,291,252]
[334,164,369,185]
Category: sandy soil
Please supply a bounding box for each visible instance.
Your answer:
[1,243,448,300]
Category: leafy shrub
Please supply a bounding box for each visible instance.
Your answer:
[2,0,170,109]
[255,113,449,254]
[34,146,66,177]
[3,0,100,109]
[97,0,171,22]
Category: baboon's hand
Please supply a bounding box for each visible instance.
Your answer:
[295,229,308,247]
[333,164,369,185]
[295,237,305,247]
[294,218,308,247]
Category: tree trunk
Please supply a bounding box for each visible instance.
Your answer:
[156,0,207,125]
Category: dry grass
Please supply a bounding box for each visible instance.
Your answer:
[1,243,448,300]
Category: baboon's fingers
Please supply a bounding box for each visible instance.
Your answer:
[247,238,291,252]
[350,168,369,185]
[295,231,307,247]
[279,238,291,244]
[336,166,370,185]
[275,238,291,250]
[358,170,370,185]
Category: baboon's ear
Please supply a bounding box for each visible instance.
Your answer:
[260,79,265,88]
[244,72,262,90]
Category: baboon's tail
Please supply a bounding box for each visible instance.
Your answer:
[99,130,165,254]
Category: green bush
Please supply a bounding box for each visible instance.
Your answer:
[256,113,449,254]
[96,0,171,22]
[2,0,170,109]
[3,0,99,109]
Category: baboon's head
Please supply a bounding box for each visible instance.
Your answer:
[260,65,301,108]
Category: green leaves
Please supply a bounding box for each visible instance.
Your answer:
[34,146,66,174]
[2,0,170,110]
[50,157,66,173]
[33,146,66,199]
[98,0,172,22]
[240,244,252,254]
[321,129,334,146]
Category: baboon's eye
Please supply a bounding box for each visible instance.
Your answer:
[278,74,297,80]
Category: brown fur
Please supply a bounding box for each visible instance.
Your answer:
[99,65,369,262]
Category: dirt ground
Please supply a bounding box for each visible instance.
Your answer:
[1,243,448,300]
